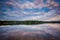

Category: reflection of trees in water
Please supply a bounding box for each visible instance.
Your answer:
[0,24,60,40]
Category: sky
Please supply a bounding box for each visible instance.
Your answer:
[0,0,60,21]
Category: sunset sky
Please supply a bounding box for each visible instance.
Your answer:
[0,0,60,21]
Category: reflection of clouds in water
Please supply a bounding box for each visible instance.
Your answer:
[0,24,60,38]
[0,0,60,21]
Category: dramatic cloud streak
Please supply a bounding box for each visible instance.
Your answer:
[0,0,60,21]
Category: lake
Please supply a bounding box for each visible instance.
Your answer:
[0,24,60,40]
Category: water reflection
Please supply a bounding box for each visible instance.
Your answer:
[0,24,60,40]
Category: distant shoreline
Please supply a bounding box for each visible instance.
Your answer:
[0,21,60,25]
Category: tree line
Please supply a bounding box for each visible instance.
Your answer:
[0,21,60,25]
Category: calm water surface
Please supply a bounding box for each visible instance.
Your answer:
[0,24,60,40]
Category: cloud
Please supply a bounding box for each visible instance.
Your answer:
[45,15,60,21]
[0,0,60,21]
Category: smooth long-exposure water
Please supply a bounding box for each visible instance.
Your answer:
[0,24,60,40]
